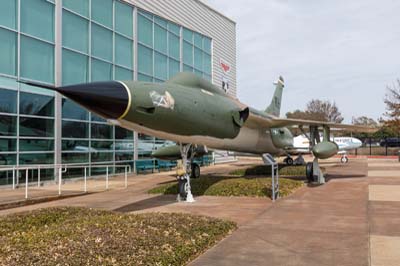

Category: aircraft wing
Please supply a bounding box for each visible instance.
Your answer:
[246,111,378,133]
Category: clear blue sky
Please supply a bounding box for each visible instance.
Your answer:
[204,0,400,122]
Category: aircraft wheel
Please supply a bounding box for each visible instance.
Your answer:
[178,178,188,199]
[286,157,294,166]
[341,156,349,164]
[306,162,314,183]
[191,163,200,179]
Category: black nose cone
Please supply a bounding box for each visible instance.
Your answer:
[58,81,130,120]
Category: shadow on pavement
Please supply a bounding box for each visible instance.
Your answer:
[114,194,177,212]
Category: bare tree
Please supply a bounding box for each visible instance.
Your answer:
[352,116,379,127]
[286,99,344,123]
[383,79,400,133]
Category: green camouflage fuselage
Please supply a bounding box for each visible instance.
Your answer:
[112,79,293,155]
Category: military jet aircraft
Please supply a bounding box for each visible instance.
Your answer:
[22,73,376,202]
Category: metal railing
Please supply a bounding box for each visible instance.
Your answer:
[0,164,132,200]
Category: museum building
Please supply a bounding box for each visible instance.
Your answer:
[0,0,236,184]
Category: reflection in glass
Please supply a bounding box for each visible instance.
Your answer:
[0,154,16,165]
[91,152,113,163]
[19,153,54,165]
[62,99,88,120]
[19,117,54,137]
[91,141,113,151]
[0,115,17,136]
[0,89,17,114]
[0,138,16,152]
[115,151,133,161]
[20,92,54,117]
[62,153,89,164]
[91,113,106,122]
[115,126,133,139]
[62,140,89,151]
[19,139,54,152]
[115,141,134,151]
[91,123,112,139]
[62,121,88,138]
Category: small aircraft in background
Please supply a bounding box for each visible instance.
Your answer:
[285,135,363,165]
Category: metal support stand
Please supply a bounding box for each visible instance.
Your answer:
[177,144,195,203]
[262,153,279,201]
[313,158,325,184]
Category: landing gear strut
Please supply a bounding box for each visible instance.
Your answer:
[177,144,195,203]
[341,155,349,164]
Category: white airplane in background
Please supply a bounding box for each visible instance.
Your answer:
[286,135,363,165]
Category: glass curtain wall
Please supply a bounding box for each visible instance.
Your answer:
[0,0,213,184]
[0,0,55,185]
[62,0,134,177]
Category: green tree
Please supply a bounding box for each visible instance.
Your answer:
[383,79,400,134]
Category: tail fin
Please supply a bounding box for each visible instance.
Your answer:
[265,76,284,117]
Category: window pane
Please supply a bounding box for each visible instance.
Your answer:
[62,98,88,121]
[138,73,153,82]
[62,153,89,164]
[91,23,112,61]
[183,64,193,73]
[115,127,133,139]
[183,41,193,66]
[91,152,113,163]
[62,49,89,85]
[62,10,88,53]
[203,53,211,74]
[168,22,180,35]
[203,37,212,54]
[20,36,54,83]
[0,115,16,136]
[0,138,16,152]
[138,14,153,47]
[62,140,89,151]
[155,17,167,28]
[91,0,113,28]
[0,154,16,166]
[138,44,153,76]
[19,139,54,152]
[194,48,203,71]
[63,0,89,17]
[115,34,133,69]
[115,141,133,152]
[0,0,17,29]
[20,92,54,117]
[0,88,17,113]
[20,117,54,137]
[21,0,54,42]
[183,28,193,43]
[19,153,54,165]
[0,28,17,76]
[115,151,133,161]
[62,121,88,138]
[115,66,132,81]
[91,59,112,82]
[91,114,106,122]
[194,33,203,48]
[91,123,113,139]
[195,69,202,78]
[169,59,180,78]
[204,74,212,81]
[168,34,180,60]
[91,141,113,151]
[154,52,167,81]
[154,25,167,54]
[115,1,133,37]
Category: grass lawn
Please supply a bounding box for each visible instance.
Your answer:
[0,207,236,266]
[149,164,304,198]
